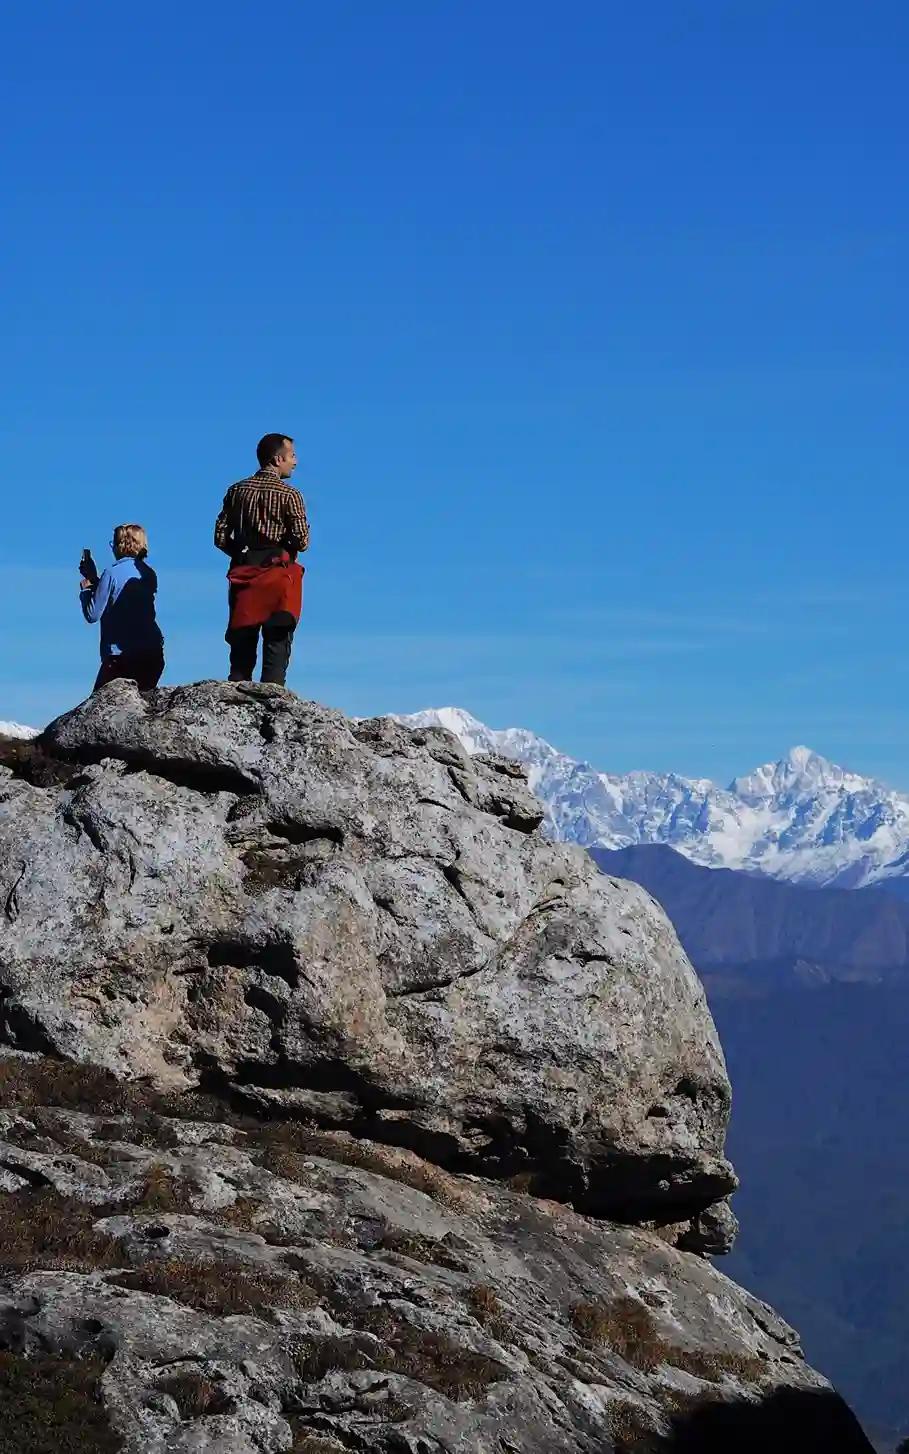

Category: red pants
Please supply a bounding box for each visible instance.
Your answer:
[93,650,165,693]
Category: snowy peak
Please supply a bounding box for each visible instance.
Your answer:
[397,708,909,892]
[0,720,37,740]
[730,746,867,804]
[409,706,486,738]
[403,707,568,777]
[405,707,502,756]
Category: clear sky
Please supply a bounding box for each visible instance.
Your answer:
[1,1,907,787]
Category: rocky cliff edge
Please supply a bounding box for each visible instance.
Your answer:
[0,682,873,1452]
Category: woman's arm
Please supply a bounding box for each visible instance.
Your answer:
[80,568,115,624]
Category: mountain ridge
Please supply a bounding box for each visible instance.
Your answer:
[592,842,909,992]
[400,707,909,891]
[0,719,37,740]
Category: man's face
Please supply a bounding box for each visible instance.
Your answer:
[274,439,297,478]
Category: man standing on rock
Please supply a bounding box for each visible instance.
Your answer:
[214,434,310,686]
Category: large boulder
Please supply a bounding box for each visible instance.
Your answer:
[0,681,735,1229]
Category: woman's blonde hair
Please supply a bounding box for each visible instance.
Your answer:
[112,524,148,559]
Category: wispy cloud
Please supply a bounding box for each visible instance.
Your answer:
[547,604,773,635]
[547,600,859,641]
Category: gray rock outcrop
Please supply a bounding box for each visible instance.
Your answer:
[0,682,875,1450]
[3,680,734,1229]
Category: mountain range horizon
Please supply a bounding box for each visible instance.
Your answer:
[407,705,892,795]
[401,705,909,893]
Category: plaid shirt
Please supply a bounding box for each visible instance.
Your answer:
[214,467,310,557]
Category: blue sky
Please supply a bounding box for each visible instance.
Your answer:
[1,1,907,787]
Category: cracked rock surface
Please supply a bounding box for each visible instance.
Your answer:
[0,1088,873,1452]
[0,683,875,1449]
[4,680,734,1227]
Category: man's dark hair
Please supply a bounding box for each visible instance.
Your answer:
[257,433,293,468]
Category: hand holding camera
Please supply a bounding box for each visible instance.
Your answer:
[80,548,99,590]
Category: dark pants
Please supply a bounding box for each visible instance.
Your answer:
[94,649,165,693]
[227,624,294,686]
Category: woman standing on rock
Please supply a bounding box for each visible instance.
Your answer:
[79,524,165,692]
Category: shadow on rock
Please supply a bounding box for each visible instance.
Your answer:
[663,1385,874,1454]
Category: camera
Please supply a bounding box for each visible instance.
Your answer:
[80,548,99,587]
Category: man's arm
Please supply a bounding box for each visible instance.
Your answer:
[284,487,310,554]
[214,490,235,555]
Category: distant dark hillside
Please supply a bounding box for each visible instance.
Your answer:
[874,875,909,905]
[593,843,909,992]
[715,987,909,1435]
[592,843,909,1441]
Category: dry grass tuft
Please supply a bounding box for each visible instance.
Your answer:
[667,1346,768,1384]
[211,1195,264,1233]
[99,1110,183,1150]
[465,1283,510,1338]
[661,1386,716,1416]
[293,1308,506,1402]
[290,1434,350,1453]
[260,1144,312,1184]
[607,1397,661,1453]
[465,1283,502,1321]
[506,1170,542,1194]
[0,1350,121,1453]
[258,1123,469,1208]
[377,1227,467,1271]
[0,1059,131,1115]
[571,1296,664,1372]
[0,1055,245,1128]
[131,1163,197,1213]
[569,1296,767,1386]
[292,1334,375,1381]
[110,1257,319,1317]
[156,1372,232,1420]
[366,1323,504,1401]
[0,1189,119,1274]
[241,847,321,894]
[0,737,83,789]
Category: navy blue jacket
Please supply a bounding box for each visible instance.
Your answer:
[80,556,164,659]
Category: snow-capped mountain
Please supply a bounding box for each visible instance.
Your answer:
[399,707,909,891]
[0,720,37,740]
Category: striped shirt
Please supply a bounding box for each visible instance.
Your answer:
[214,467,310,558]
